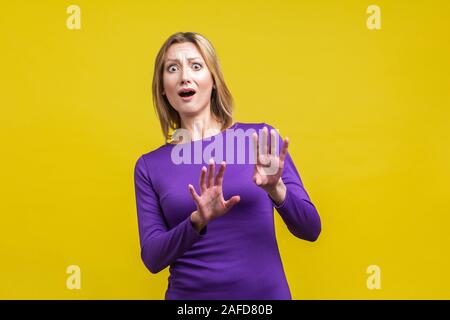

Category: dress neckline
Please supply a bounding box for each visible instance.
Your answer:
[165,122,240,147]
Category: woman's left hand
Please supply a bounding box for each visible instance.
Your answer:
[252,126,289,202]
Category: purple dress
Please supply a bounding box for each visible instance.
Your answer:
[133,122,321,299]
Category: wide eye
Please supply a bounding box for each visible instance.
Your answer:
[192,63,202,70]
[167,65,178,72]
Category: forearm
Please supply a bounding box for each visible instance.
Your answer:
[268,179,321,242]
[141,214,207,274]
[275,185,321,242]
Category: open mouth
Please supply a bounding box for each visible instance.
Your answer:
[178,89,196,98]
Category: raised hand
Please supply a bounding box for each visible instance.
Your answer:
[252,126,289,196]
[188,158,241,230]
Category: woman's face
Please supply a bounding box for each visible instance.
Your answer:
[163,42,215,117]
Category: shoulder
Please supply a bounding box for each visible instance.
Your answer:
[234,121,280,134]
[233,121,276,130]
[234,121,285,150]
[134,144,171,175]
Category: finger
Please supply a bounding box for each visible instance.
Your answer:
[188,184,200,203]
[279,137,289,164]
[252,133,260,182]
[254,174,267,186]
[224,195,240,211]
[261,126,268,156]
[199,166,207,193]
[252,132,260,165]
[252,171,258,184]
[270,129,278,156]
[207,158,215,188]
[215,161,226,186]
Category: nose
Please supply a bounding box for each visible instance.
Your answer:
[180,65,192,85]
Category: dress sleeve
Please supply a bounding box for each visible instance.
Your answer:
[265,124,322,242]
[134,155,207,274]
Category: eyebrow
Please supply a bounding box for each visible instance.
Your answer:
[165,57,202,63]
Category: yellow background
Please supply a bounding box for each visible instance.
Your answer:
[1,0,449,299]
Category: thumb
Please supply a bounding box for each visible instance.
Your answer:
[224,195,240,211]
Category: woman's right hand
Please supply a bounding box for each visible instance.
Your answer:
[188,158,240,230]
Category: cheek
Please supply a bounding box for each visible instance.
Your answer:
[195,71,214,87]
[163,74,176,90]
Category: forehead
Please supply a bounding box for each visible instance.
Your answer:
[165,42,204,61]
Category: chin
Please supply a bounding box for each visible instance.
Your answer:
[178,104,208,115]
[176,107,200,116]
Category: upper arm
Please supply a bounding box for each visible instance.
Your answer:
[133,155,169,247]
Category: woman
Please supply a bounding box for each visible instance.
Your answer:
[134,32,321,300]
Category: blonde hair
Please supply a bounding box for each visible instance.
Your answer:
[151,32,234,142]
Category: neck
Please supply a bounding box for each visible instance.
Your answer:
[179,114,222,142]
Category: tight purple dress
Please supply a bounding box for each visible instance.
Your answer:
[133,122,321,299]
